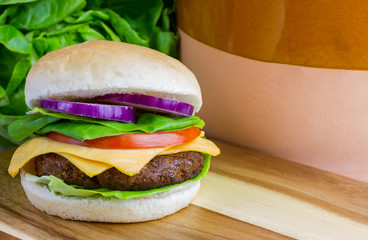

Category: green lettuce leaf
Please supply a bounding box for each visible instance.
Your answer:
[8,113,60,141]
[0,113,22,149]
[34,107,205,132]
[25,154,210,200]
[101,0,178,57]
[0,86,9,107]
[101,0,162,38]
[0,82,29,115]
[102,9,148,47]
[77,25,106,41]
[0,24,30,54]
[64,9,109,24]
[5,58,31,96]
[0,6,18,24]
[9,0,87,30]
[37,121,125,141]
[0,0,39,5]
[8,108,205,141]
[36,115,204,141]
[96,20,121,41]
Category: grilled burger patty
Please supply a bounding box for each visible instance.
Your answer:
[34,152,205,191]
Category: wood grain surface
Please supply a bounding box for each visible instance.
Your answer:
[1,139,368,239]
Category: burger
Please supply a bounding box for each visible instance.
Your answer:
[7,40,220,222]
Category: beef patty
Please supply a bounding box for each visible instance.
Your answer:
[34,151,204,191]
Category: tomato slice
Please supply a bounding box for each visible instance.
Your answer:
[47,127,201,149]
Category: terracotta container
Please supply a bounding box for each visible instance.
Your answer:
[177,0,368,181]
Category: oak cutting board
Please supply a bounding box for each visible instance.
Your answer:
[1,139,368,240]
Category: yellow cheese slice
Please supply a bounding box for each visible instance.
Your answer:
[57,153,112,177]
[9,137,168,177]
[161,136,220,156]
[8,136,220,177]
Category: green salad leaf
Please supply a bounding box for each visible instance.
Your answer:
[0,86,9,107]
[0,0,39,5]
[9,0,87,30]
[0,24,30,54]
[9,108,205,141]
[0,113,22,149]
[8,113,59,141]
[6,58,31,96]
[25,154,210,200]
[34,107,205,132]
[103,9,148,47]
[0,0,179,149]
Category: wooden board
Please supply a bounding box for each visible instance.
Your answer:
[1,139,368,239]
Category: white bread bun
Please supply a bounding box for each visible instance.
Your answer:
[20,170,200,223]
[25,40,202,112]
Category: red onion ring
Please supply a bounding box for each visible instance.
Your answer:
[94,93,194,116]
[39,99,136,123]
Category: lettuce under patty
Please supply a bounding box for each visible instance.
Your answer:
[8,107,205,141]
[25,154,210,200]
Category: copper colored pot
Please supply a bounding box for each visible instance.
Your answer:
[178,0,368,181]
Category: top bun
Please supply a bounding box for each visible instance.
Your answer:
[25,40,202,112]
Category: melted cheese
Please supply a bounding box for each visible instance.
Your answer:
[8,136,220,177]
[57,153,112,177]
[162,136,220,155]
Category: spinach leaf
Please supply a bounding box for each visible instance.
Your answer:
[153,28,179,57]
[103,9,148,47]
[0,24,30,54]
[0,0,39,5]
[9,0,86,30]
[96,20,120,41]
[77,25,105,41]
[0,86,9,107]
[0,82,28,115]
[102,0,163,37]
[35,115,205,141]
[0,114,23,149]
[64,9,109,24]
[36,121,124,141]
[8,113,59,141]
[0,6,18,24]
[32,35,48,56]
[85,0,103,9]
[0,46,23,89]
[45,35,61,53]
[43,22,89,36]
[152,7,179,57]
[102,0,178,57]
[5,58,31,96]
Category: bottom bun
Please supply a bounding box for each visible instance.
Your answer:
[20,171,200,222]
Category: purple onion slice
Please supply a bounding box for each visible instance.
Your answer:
[94,93,194,116]
[39,99,136,123]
